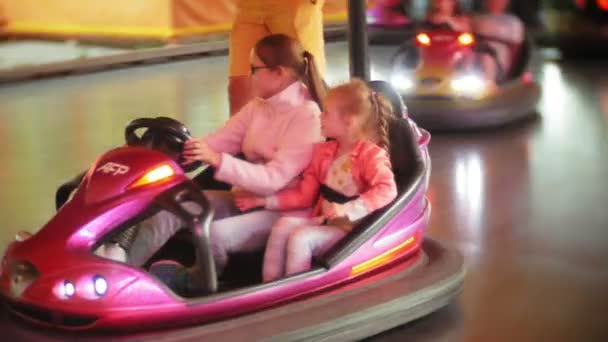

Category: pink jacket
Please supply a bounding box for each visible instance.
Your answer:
[266,140,398,218]
[204,81,322,195]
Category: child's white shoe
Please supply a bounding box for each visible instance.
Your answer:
[15,231,33,241]
[94,243,128,263]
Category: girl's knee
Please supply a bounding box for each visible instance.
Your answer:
[270,217,304,239]
[208,223,221,241]
[287,228,312,251]
[262,267,280,283]
[275,216,302,227]
[209,223,231,253]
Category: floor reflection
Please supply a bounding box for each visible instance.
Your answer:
[0,57,230,249]
[0,44,607,341]
[422,60,608,341]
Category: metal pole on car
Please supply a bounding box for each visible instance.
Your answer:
[348,0,370,81]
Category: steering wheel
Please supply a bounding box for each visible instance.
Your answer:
[125,117,202,173]
[56,117,201,210]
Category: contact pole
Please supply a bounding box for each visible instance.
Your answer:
[348,0,370,81]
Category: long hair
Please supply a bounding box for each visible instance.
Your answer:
[326,79,392,151]
[254,34,327,109]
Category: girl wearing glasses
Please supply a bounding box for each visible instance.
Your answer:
[106,34,327,277]
[227,0,327,115]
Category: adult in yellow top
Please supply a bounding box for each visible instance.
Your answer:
[228,0,327,115]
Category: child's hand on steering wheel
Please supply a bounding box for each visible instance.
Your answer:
[182,138,221,167]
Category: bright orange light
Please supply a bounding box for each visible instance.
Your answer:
[350,235,417,276]
[129,164,175,189]
[598,0,608,11]
[458,33,475,46]
[416,33,431,46]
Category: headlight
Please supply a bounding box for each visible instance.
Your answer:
[390,74,415,92]
[61,280,76,298]
[93,276,108,296]
[450,74,486,96]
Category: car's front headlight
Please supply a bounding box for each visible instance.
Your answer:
[450,74,486,97]
[61,280,76,298]
[93,275,108,296]
[390,74,415,93]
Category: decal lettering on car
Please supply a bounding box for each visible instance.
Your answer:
[96,162,130,176]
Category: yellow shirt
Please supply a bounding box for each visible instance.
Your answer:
[229,0,327,77]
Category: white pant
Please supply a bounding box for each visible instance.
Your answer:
[129,191,281,274]
[262,216,347,282]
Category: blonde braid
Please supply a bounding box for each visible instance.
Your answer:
[370,90,392,151]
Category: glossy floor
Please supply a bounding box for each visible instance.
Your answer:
[0,43,607,341]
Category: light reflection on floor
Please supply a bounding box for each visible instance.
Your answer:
[0,43,607,341]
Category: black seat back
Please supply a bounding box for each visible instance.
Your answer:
[388,117,423,191]
[369,80,408,119]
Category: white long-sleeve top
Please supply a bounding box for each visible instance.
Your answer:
[204,81,322,195]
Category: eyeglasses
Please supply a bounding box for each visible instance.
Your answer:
[250,65,272,75]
